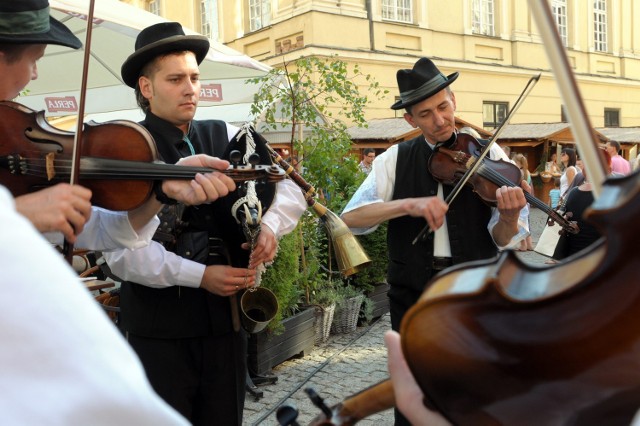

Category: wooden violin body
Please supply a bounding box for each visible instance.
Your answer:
[0,101,285,211]
[401,171,640,425]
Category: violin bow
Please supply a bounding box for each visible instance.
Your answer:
[412,73,540,245]
[62,0,97,264]
[527,0,608,194]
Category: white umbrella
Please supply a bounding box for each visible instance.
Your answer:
[18,0,269,123]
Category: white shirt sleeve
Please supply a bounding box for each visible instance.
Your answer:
[261,178,307,238]
[103,240,205,289]
[46,207,159,252]
[0,186,187,425]
[341,144,398,235]
[487,144,529,249]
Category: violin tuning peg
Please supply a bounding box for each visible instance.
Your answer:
[229,150,242,167]
[248,153,261,167]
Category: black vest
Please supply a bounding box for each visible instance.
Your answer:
[387,136,498,294]
[120,118,244,338]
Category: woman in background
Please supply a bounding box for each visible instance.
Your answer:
[559,147,578,202]
[515,154,534,251]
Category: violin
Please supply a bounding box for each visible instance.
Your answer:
[0,101,284,211]
[429,132,578,234]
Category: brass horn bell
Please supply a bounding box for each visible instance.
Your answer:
[313,203,371,276]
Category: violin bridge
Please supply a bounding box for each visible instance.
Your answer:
[45,152,56,181]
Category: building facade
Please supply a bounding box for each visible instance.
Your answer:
[127,0,640,131]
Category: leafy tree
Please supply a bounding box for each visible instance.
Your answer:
[248,56,387,312]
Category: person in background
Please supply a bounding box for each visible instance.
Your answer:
[552,149,612,261]
[0,0,235,251]
[340,57,528,425]
[605,140,631,175]
[501,144,512,159]
[548,177,561,209]
[105,22,306,426]
[559,147,577,202]
[547,152,561,174]
[359,148,376,174]
[514,153,534,251]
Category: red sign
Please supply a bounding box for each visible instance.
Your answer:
[45,96,78,113]
[200,84,223,102]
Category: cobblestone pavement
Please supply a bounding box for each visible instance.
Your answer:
[244,207,552,425]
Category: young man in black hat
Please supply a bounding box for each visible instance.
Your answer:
[342,57,529,424]
[105,22,305,425]
[0,0,236,250]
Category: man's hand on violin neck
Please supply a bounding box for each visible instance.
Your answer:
[495,185,526,217]
[164,154,236,205]
[15,183,92,243]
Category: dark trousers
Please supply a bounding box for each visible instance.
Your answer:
[127,330,247,426]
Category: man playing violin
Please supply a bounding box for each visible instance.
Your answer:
[0,0,237,251]
[103,22,305,426]
[0,1,222,423]
[342,57,529,425]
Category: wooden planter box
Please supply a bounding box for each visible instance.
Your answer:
[367,281,390,320]
[247,307,315,376]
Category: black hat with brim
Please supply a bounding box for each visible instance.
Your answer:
[121,22,210,88]
[0,0,81,49]
[390,57,458,110]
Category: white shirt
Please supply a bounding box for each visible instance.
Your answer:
[0,186,187,425]
[342,138,529,251]
[46,207,159,251]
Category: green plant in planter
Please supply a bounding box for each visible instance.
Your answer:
[351,222,389,292]
[248,55,387,327]
[258,229,303,335]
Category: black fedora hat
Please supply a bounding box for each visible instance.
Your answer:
[121,22,210,88]
[390,57,458,110]
[0,0,81,49]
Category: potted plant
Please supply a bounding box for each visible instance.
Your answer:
[351,222,390,324]
[247,55,386,338]
[247,229,315,377]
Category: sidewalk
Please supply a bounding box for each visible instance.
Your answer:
[244,207,552,425]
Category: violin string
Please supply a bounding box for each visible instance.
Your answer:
[477,162,569,226]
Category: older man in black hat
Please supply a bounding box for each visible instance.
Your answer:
[0,0,236,250]
[104,22,305,425]
[342,58,529,423]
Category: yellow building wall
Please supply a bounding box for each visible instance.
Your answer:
[124,0,640,128]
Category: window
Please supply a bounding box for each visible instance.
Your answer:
[382,0,413,23]
[200,0,219,41]
[147,0,160,15]
[604,108,620,127]
[249,0,271,32]
[552,0,568,47]
[561,105,568,123]
[594,0,607,52]
[472,0,495,36]
[483,101,508,129]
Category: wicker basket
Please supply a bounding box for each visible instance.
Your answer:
[313,303,336,344]
[331,295,364,334]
